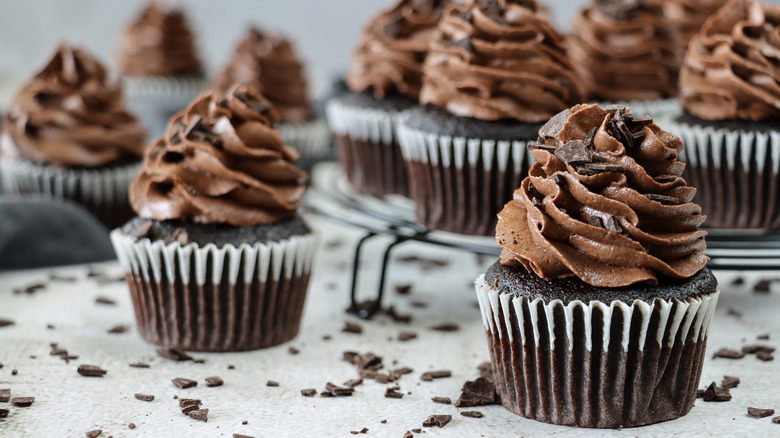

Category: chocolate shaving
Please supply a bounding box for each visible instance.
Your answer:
[10,397,34,407]
[343,321,363,334]
[394,284,412,295]
[700,382,731,402]
[267,380,280,387]
[748,407,775,418]
[77,365,107,377]
[456,377,498,407]
[85,430,102,438]
[398,331,417,341]
[654,175,678,183]
[576,162,625,175]
[325,382,354,396]
[645,193,680,205]
[135,393,154,402]
[422,414,452,428]
[172,378,197,389]
[188,409,209,422]
[461,411,484,418]
[94,297,116,306]
[129,362,150,368]
[555,140,592,165]
[13,283,46,295]
[713,348,745,359]
[205,376,224,387]
[430,323,459,332]
[432,396,451,404]
[384,387,404,399]
[0,409,7,418]
[742,345,775,354]
[157,347,193,362]
[0,319,14,328]
[107,325,128,334]
[773,416,780,424]
[344,378,363,388]
[0,389,10,402]
[288,347,300,355]
[301,389,317,397]
[757,351,774,361]
[721,376,740,389]
[421,370,451,381]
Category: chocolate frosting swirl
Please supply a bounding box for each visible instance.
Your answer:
[679,0,780,121]
[347,0,453,100]
[497,104,709,287]
[116,1,202,77]
[214,28,313,123]
[568,1,678,101]
[1,44,146,168]
[130,86,308,226]
[420,0,586,123]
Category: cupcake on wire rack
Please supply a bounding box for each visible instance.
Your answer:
[0,44,146,229]
[670,0,780,229]
[326,0,452,197]
[214,28,329,169]
[111,86,317,352]
[476,103,718,428]
[116,0,206,137]
[396,0,586,236]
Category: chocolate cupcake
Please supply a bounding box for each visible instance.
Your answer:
[0,44,146,229]
[568,0,680,118]
[475,103,719,428]
[662,0,728,47]
[670,0,780,229]
[110,86,317,352]
[326,0,452,196]
[116,1,206,136]
[214,28,328,168]
[397,0,586,235]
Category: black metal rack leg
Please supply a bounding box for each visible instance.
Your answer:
[348,232,411,319]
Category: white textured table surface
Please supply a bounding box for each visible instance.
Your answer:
[0,216,778,438]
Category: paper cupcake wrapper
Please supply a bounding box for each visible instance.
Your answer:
[0,158,141,229]
[475,274,719,428]
[325,98,409,196]
[667,121,780,229]
[596,98,681,122]
[279,118,331,165]
[121,75,207,103]
[396,119,532,235]
[111,230,318,352]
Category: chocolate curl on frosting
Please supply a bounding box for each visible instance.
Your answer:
[679,0,780,121]
[130,86,308,226]
[116,1,202,77]
[420,0,585,122]
[497,104,709,287]
[213,28,313,123]
[347,0,453,99]
[0,44,146,167]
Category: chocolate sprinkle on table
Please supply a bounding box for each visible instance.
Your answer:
[385,387,404,399]
[422,414,452,428]
[773,416,780,424]
[77,365,107,377]
[757,351,774,361]
[10,397,34,407]
[700,382,732,402]
[432,396,451,404]
[456,377,498,407]
[205,376,224,387]
[395,284,412,295]
[421,371,451,381]
[758,333,770,340]
[343,321,363,334]
[172,378,197,389]
[94,297,116,306]
[0,319,14,328]
[461,411,484,418]
[398,331,417,341]
[403,432,413,438]
[11,369,17,376]
[135,393,154,402]
[344,378,363,388]
[713,348,746,359]
[107,325,128,334]
[430,323,459,332]
[157,347,193,362]
[288,347,300,355]
[301,389,317,397]
[233,434,254,438]
[748,407,775,418]
[85,430,102,438]
[325,382,355,396]
[128,423,136,429]
[266,380,279,387]
[0,409,8,418]
[188,409,209,422]
[0,389,9,402]
[129,362,150,368]
[721,376,740,389]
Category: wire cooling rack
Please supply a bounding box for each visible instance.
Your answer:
[304,162,780,318]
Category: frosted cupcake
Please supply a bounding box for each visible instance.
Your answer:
[111,86,317,351]
[671,0,780,229]
[0,44,146,229]
[214,28,328,168]
[476,103,718,427]
[326,0,452,196]
[397,0,585,235]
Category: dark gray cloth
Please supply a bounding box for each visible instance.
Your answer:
[0,196,116,270]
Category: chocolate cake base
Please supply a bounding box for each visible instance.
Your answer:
[673,114,780,229]
[476,263,719,428]
[397,108,538,235]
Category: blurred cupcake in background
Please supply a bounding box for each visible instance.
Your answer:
[0,44,146,229]
[396,0,585,235]
[326,0,452,197]
[116,0,206,137]
[670,0,780,229]
[112,86,317,352]
[568,0,680,118]
[663,0,728,49]
[214,28,328,169]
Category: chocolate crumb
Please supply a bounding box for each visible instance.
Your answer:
[0,389,9,402]
[398,331,417,341]
[758,333,770,340]
[422,414,452,428]
[325,382,355,396]
[403,432,413,438]
[14,283,46,295]
[381,419,387,424]
[266,380,279,387]
[0,409,8,418]
[95,297,116,306]
[10,397,34,407]
[85,430,102,438]
[757,351,774,361]
[77,365,107,377]
[205,376,224,387]
[188,409,209,422]
[242,420,248,425]
[135,393,154,402]
[742,345,775,354]
[701,382,731,402]
[383,306,412,323]
[344,378,363,388]
[721,376,740,389]
[748,407,775,418]
[128,423,136,429]
[361,427,368,433]
[773,416,780,424]
[129,362,150,368]
[157,347,193,362]
[461,411,484,418]
[395,284,412,295]
[288,347,300,355]
[322,335,332,341]
[754,280,772,293]
[343,321,363,334]
[713,348,746,359]
[410,301,428,308]
[228,365,235,370]
[10,369,17,376]
[385,387,404,399]
[301,389,317,397]
[421,370,451,381]
[412,428,421,433]
[107,325,128,334]
[233,435,253,438]
[456,377,498,407]
[172,378,197,389]
[430,323,459,332]
[432,396,451,404]
[0,319,14,328]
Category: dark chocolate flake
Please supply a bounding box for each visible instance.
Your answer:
[421,371,451,381]
[555,139,592,165]
[0,319,14,328]
[135,393,154,402]
[422,414,452,428]
[748,407,775,418]
[77,365,107,377]
[129,362,150,368]
[398,331,417,341]
[94,297,116,306]
[773,416,780,424]
[385,387,404,399]
[757,351,774,361]
[172,378,197,389]
[713,348,746,359]
[0,389,10,402]
[288,347,300,355]
[394,284,412,295]
[325,382,355,396]
[343,321,363,334]
[157,347,193,362]
[456,377,497,407]
[461,411,484,418]
[205,376,224,387]
[10,397,34,407]
[701,382,731,402]
[432,396,451,404]
[301,388,317,397]
[430,323,459,332]
[188,409,209,422]
[85,430,102,438]
[0,409,7,418]
[721,376,740,389]
[107,325,128,334]
[645,193,680,205]
[344,378,363,388]
[233,435,254,438]
[266,380,279,387]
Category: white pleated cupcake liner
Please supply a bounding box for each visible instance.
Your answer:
[396,118,532,235]
[0,158,141,228]
[279,118,331,165]
[596,98,682,122]
[111,229,318,351]
[666,121,780,229]
[475,274,719,428]
[121,75,207,105]
[325,98,409,196]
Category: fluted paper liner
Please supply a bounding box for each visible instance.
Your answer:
[0,158,141,229]
[396,119,532,236]
[475,274,719,428]
[279,118,330,167]
[667,121,780,229]
[111,230,317,352]
[325,98,408,196]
